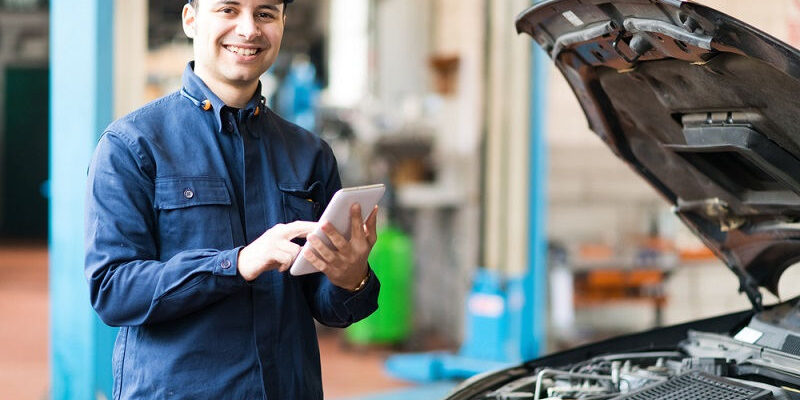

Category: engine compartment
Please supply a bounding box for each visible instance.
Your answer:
[477,330,800,400]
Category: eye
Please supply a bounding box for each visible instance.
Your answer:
[220,7,236,15]
[257,12,276,20]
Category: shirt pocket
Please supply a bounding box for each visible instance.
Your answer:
[278,181,323,223]
[154,177,234,255]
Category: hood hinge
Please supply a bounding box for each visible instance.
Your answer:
[674,198,745,232]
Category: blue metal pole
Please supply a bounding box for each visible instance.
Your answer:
[50,1,116,398]
[522,35,550,359]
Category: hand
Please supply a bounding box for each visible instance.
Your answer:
[237,221,317,281]
[304,204,378,290]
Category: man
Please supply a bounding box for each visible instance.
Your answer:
[84,0,380,398]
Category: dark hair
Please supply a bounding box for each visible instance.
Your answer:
[189,1,289,12]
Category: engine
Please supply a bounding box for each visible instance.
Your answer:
[478,330,800,400]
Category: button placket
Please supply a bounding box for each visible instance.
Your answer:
[224,111,238,134]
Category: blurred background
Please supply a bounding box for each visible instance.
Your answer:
[3,0,800,399]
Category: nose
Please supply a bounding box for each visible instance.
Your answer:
[235,14,260,40]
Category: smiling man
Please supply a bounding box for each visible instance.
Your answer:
[84,1,380,399]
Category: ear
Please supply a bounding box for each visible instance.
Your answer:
[181,3,197,39]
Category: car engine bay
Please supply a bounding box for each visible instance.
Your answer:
[472,301,800,400]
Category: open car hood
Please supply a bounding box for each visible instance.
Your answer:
[516,0,800,310]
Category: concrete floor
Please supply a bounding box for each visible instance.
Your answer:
[0,245,442,400]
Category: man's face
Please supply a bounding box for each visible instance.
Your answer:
[182,0,285,89]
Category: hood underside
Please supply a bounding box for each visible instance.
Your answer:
[516,0,800,307]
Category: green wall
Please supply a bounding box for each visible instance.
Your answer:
[2,66,49,239]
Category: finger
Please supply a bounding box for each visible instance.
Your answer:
[308,235,335,263]
[349,203,365,241]
[279,251,297,272]
[303,247,328,273]
[279,260,294,272]
[277,251,300,273]
[278,221,318,239]
[281,242,303,272]
[320,221,350,251]
[364,205,379,246]
[273,249,294,268]
[277,240,302,257]
[272,256,289,272]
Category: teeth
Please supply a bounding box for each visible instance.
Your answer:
[227,45,258,56]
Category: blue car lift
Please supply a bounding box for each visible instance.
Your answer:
[385,42,550,381]
[50,1,117,399]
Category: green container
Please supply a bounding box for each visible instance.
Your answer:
[346,226,413,345]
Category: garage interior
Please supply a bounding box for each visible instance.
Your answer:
[2,0,800,399]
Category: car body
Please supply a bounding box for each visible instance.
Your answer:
[446,0,800,399]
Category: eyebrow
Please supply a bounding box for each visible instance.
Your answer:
[257,4,280,12]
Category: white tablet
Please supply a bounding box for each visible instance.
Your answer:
[289,184,386,276]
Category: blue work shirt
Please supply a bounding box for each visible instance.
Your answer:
[85,62,379,400]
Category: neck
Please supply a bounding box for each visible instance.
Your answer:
[194,68,258,109]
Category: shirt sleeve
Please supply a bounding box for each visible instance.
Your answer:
[85,131,247,327]
[301,269,380,328]
[299,141,380,327]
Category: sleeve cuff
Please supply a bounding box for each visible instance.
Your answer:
[213,247,244,277]
[331,267,379,308]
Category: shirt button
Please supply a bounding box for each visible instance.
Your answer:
[183,188,194,199]
[220,259,232,269]
[225,121,235,132]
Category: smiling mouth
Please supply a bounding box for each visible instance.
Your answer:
[224,45,262,57]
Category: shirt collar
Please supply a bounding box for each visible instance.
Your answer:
[181,61,265,137]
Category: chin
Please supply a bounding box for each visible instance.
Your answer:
[223,68,266,87]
